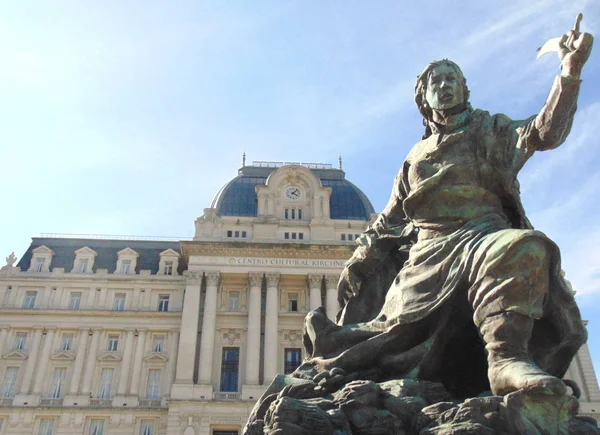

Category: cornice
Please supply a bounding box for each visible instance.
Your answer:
[180,241,355,261]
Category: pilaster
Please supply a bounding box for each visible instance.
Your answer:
[32,327,56,395]
[243,273,263,395]
[197,271,219,387]
[264,273,280,383]
[308,274,323,311]
[325,274,340,322]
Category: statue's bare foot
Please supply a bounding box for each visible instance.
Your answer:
[489,359,567,396]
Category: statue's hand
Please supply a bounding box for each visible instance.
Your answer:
[559,30,593,77]
[337,263,362,306]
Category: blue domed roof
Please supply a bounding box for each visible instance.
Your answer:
[210,164,375,220]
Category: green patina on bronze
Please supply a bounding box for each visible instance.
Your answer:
[244,16,596,435]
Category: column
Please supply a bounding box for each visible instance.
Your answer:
[32,328,56,394]
[81,329,101,395]
[68,329,89,395]
[245,273,263,385]
[264,273,280,382]
[174,271,202,384]
[128,329,147,396]
[0,328,9,355]
[198,272,219,384]
[19,328,44,394]
[308,274,323,311]
[117,329,135,395]
[163,331,179,396]
[325,274,340,322]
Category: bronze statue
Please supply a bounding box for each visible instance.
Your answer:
[245,17,595,435]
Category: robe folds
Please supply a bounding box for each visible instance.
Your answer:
[323,76,587,396]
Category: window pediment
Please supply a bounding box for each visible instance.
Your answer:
[74,246,98,257]
[32,245,54,255]
[97,351,123,362]
[51,351,75,361]
[144,352,169,363]
[3,350,28,360]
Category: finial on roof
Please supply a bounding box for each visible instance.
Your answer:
[242,152,246,167]
[338,154,343,170]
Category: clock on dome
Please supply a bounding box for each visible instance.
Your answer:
[284,186,302,201]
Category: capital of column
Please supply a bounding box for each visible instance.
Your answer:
[248,272,263,288]
[325,274,340,288]
[265,273,280,288]
[307,274,323,289]
[205,271,220,287]
[183,270,203,283]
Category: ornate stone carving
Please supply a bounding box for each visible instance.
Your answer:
[307,274,323,289]
[183,271,203,282]
[205,271,220,287]
[325,274,339,288]
[179,413,202,425]
[248,272,263,288]
[265,273,280,288]
[5,252,16,267]
[222,329,242,345]
[283,330,302,347]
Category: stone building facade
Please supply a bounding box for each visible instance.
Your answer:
[0,161,598,435]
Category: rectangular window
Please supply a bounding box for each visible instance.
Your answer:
[157,295,169,312]
[288,293,298,312]
[228,292,240,312]
[68,292,82,310]
[234,230,240,238]
[97,368,113,398]
[227,230,233,238]
[241,231,247,238]
[146,369,161,399]
[113,294,126,311]
[49,368,66,398]
[298,209,303,220]
[355,234,360,240]
[107,335,119,352]
[34,258,45,272]
[341,234,346,241]
[284,232,289,240]
[13,332,27,350]
[284,348,302,374]
[348,234,353,241]
[38,419,55,435]
[291,232,297,240]
[79,258,89,273]
[152,336,164,353]
[23,291,37,309]
[1,367,18,397]
[89,420,105,435]
[120,259,131,274]
[60,334,73,351]
[164,261,174,275]
[140,420,154,435]
[220,347,239,392]
[299,233,304,240]
[291,208,296,219]
[284,208,289,219]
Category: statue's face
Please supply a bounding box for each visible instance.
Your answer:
[425,63,465,111]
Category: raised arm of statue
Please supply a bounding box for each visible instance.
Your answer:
[527,28,593,153]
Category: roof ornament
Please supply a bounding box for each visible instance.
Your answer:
[1,252,17,271]
[242,152,246,167]
[338,154,343,169]
[5,252,16,267]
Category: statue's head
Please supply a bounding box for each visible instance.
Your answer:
[415,59,470,122]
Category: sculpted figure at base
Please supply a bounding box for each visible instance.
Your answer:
[244,20,595,435]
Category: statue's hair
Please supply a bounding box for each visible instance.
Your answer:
[415,59,471,138]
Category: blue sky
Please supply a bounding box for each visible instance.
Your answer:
[1,1,600,373]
